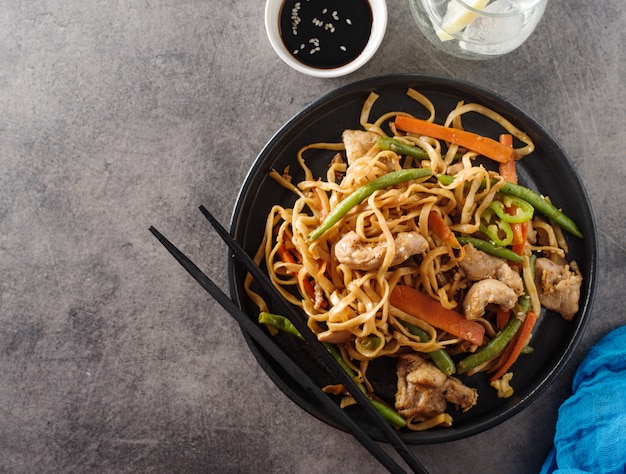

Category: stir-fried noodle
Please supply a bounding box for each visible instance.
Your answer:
[244,89,582,430]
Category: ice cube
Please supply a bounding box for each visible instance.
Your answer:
[460,0,529,55]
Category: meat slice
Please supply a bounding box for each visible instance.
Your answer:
[342,130,379,164]
[459,243,524,295]
[334,231,429,271]
[534,257,582,320]
[395,354,477,422]
[463,278,518,320]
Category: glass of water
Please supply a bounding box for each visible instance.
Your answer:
[408,0,548,59]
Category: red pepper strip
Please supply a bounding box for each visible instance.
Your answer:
[390,285,485,346]
[394,115,515,164]
[511,221,529,255]
[428,211,461,249]
[490,311,538,381]
[496,308,511,331]
[276,244,325,308]
[313,187,330,220]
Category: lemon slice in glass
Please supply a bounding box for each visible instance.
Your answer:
[436,0,490,41]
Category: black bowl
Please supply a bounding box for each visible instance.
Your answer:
[227,74,597,444]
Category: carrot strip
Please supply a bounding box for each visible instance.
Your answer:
[499,134,513,147]
[394,115,514,164]
[390,285,485,346]
[498,134,517,183]
[499,159,518,184]
[276,244,297,265]
[499,133,527,256]
[428,211,460,249]
[490,311,538,381]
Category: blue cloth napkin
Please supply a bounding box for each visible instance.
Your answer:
[540,325,626,474]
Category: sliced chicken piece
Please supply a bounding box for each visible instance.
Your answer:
[316,329,352,344]
[334,231,429,271]
[459,243,524,295]
[342,130,379,164]
[395,354,477,422]
[463,278,518,320]
[534,257,582,320]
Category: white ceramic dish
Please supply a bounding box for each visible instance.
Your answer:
[264,0,387,78]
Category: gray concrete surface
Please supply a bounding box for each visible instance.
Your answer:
[0,1,624,472]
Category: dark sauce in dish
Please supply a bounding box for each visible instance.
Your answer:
[279,0,373,70]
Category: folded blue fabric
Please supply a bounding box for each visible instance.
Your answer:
[540,325,626,474]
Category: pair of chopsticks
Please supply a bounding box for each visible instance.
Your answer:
[149,205,429,474]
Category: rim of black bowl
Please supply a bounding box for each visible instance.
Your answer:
[227,74,598,444]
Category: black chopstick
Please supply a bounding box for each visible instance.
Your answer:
[198,205,428,474]
[148,226,409,474]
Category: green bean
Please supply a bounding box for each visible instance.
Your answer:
[326,341,407,428]
[437,174,583,239]
[259,312,303,339]
[259,312,407,428]
[378,137,464,162]
[308,168,433,241]
[498,181,583,238]
[378,137,430,160]
[400,321,456,376]
[456,236,523,263]
[324,342,358,379]
[457,317,522,374]
[324,343,407,428]
[369,399,407,429]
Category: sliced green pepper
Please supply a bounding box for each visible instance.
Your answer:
[480,206,513,246]
[479,222,513,246]
[489,195,534,224]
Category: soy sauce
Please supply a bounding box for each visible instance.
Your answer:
[279,0,373,69]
